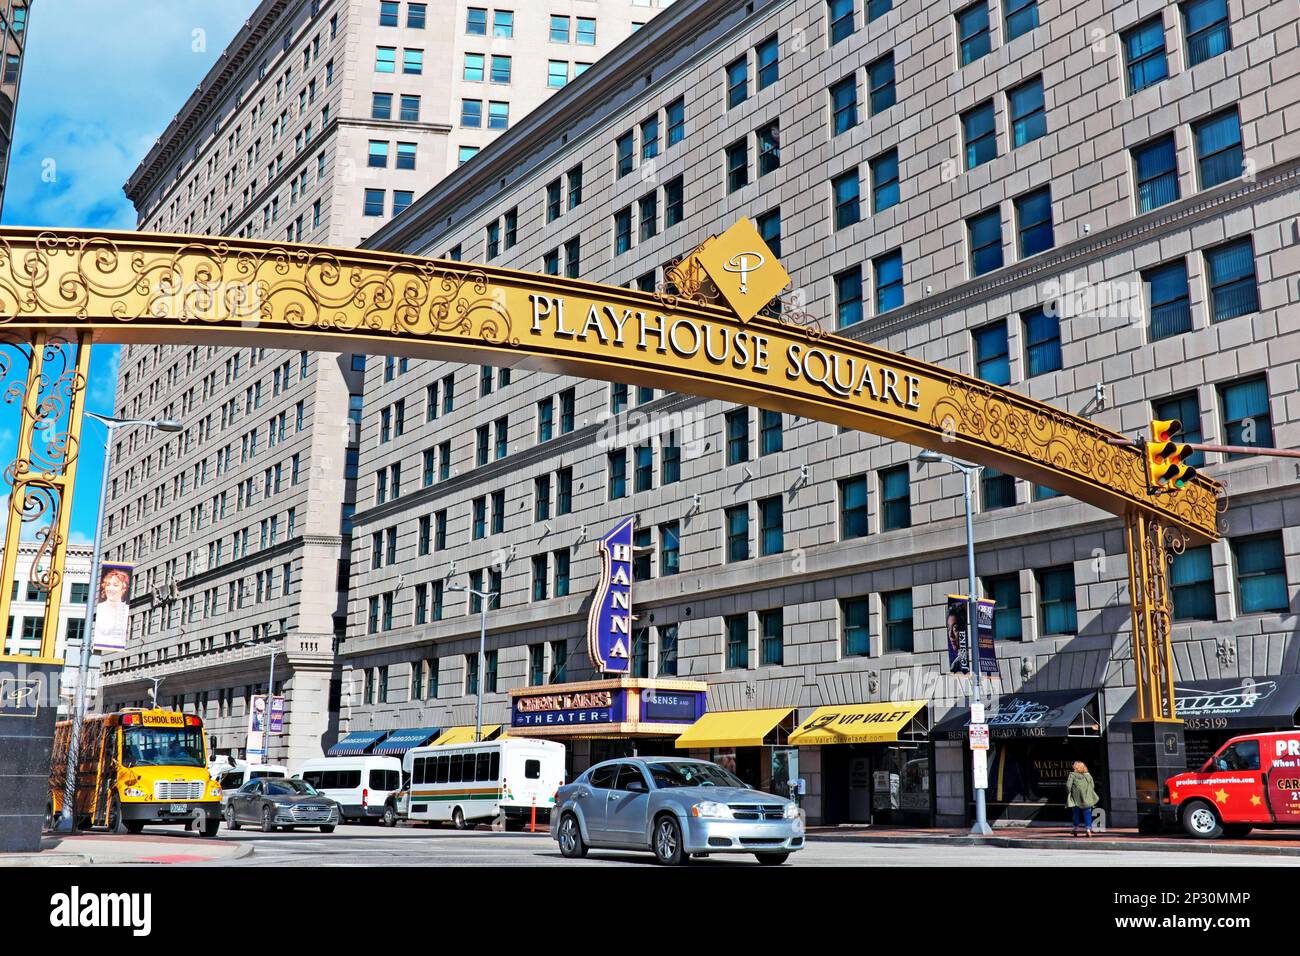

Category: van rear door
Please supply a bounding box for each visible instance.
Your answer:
[1263,734,1300,824]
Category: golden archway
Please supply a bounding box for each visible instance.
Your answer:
[0,225,1221,724]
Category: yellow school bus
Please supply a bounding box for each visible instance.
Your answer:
[48,708,223,836]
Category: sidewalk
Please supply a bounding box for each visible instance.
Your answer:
[0,833,253,866]
[806,824,1300,857]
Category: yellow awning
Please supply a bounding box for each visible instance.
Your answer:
[788,701,927,746]
[431,725,501,746]
[674,708,793,749]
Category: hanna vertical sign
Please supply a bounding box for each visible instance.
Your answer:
[586,517,635,674]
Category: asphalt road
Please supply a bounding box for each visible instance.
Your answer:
[209,823,1300,867]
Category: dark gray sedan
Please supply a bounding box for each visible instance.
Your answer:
[223,777,341,833]
[551,757,805,865]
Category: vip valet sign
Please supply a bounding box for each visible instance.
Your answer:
[587,516,635,674]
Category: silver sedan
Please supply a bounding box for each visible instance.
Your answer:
[551,757,805,865]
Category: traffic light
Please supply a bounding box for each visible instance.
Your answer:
[1146,419,1197,490]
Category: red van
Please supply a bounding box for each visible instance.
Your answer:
[1164,730,1300,838]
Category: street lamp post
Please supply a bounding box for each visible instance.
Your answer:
[56,414,182,833]
[446,581,497,743]
[917,449,993,835]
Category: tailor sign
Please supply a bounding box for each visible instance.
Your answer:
[587,516,634,674]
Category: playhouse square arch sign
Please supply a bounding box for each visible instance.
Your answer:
[0,224,1219,542]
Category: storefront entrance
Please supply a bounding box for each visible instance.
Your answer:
[820,741,932,825]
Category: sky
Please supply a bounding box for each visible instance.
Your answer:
[1,0,258,542]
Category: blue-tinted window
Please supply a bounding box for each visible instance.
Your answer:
[756,35,779,90]
[1182,0,1231,67]
[866,0,892,22]
[1005,0,1038,40]
[1133,134,1180,212]
[1037,565,1077,635]
[974,321,1010,385]
[982,469,1017,510]
[1022,306,1061,376]
[1008,76,1046,147]
[874,249,903,313]
[1144,259,1192,340]
[880,466,910,531]
[884,590,913,652]
[1171,546,1216,621]
[1204,237,1258,322]
[1232,534,1287,614]
[828,0,855,45]
[840,475,869,538]
[1217,376,1271,459]
[835,267,863,328]
[1193,109,1243,189]
[1123,17,1169,93]
[727,57,748,108]
[830,76,858,135]
[841,598,870,657]
[984,574,1022,640]
[832,168,860,229]
[867,55,895,114]
[968,208,1003,276]
[870,149,899,212]
[1015,187,1054,257]
[962,100,996,169]
[957,3,991,65]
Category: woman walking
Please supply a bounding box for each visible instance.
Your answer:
[1066,761,1099,836]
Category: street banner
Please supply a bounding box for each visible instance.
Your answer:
[946,595,998,676]
[586,516,634,674]
[246,731,265,765]
[249,694,286,734]
[91,564,133,652]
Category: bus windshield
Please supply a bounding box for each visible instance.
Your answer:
[121,727,206,768]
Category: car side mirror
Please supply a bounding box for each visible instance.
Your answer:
[627,780,647,793]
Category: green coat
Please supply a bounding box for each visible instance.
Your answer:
[1066,771,1099,809]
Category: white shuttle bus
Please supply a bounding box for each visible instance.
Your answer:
[401,738,565,830]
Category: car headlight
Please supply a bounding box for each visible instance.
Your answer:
[783,804,802,819]
[691,801,733,819]
[123,787,145,798]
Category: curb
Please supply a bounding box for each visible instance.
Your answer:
[806,831,1300,857]
[0,853,93,867]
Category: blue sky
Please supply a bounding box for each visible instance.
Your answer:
[2,1,257,542]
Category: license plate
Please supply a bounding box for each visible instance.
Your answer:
[170,803,188,814]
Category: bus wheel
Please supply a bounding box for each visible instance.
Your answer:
[124,821,146,835]
[452,807,468,830]
[108,797,127,835]
[1181,800,1223,839]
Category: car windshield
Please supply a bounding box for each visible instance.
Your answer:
[266,779,318,796]
[120,727,206,768]
[646,762,747,789]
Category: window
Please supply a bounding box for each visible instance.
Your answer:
[841,598,870,657]
[396,142,417,170]
[884,590,913,652]
[962,100,996,170]
[1015,187,1054,257]
[608,451,627,500]
[532,555,548,601]
[634,445,653,493]
[639,193,658,241]
[984,574,1023,639]
[869,149,899,213]
[968,208,1003,276]
[379,1,400,26]
[372,92,393,119]
[545,180,561,222]
[974,321,1010,385]
[576,17,595,44]
[554,549,571,598]
[1005,0,1039,40]
[1193,109,1243,189]
[1171,546,1216,621]
[874,250,903,313]
[408,4,426,29]
[725,409,749,464]
[878,465,910,531]
[375,47,396,73]
[759,497,784,556]
[363,189,385,217]
[465,655,478,695]
[611,382,629,415]
[614,207,633,255]
[828,0,854,45]
[726,139,749,192]
[659,624,679,676]
[485,221,500,261]
[1205,237,1259,322]
[757,122,781,176]
[759,609,783,666]
[662,431,681,484]
[1008,77,1046,147]
[665,176,684,227]
[466,7,487,34]
[568,165,583,208]
[1022,306,1062,375]
[835,267,863,328]
[633,527,653,582]
[560,389,575,434]
[550,14,570,42]
[982,468,1017,510]
[1133,134,1180,213]
[726,57,748,109]
[759,410,782,455]
[463,53,485,81]
[1218,375,1272,458]
[666,98,686,146]
[564,237,581,278]
[957,3,991,65]
[487,102,508,130]
[1144,259,1192,340]
[832,169,860,229]
[1154,391,1203,467]
[490,55,511,83]
[756,35,779,90]
[660,523,680,576]
[1182,0,1231,67]
[1231,533,1288,614]
[400,95,420,122]
[530,645,546,686]
[725,505,750,562]
[867,55,895,114]
[403,49,423,74]
[494,10,514,38]
[830,76,858,135]
[548,60,567,88]
[1123,17,1169,94]
[1037,566,1077,635]
[368,140,389,169]
[839,475,869,539]
[725,614,749,669]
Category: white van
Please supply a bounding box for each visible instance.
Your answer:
[295,756,403,822]
[215,763,289,808]
[401,738,565,830]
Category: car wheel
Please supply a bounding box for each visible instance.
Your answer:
[382,803,398,827]
[225,803,241,831]
[261,805,277,833]
[452,807,468,830]
[558,813,588,859]
[1222,824,1252,839]
[652,814,686,866]
[319,825,336,834]
[1181,800,1223,839]
[755,852,789,866]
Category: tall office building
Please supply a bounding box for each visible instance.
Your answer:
[344,0,1300,827]
[0,1,31,217]
[100,0,664,765]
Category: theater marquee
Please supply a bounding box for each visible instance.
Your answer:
[508,678,708,738]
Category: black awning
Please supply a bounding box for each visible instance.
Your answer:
[1113,675,1300,732]
[932,690,1102,741]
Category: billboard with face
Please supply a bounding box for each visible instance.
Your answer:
[92,564,133,652]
